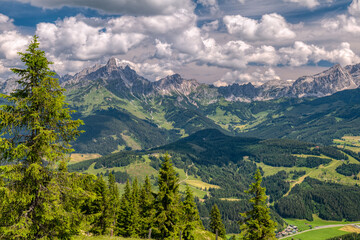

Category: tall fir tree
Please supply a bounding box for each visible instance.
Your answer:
[108,173,120,235]
[116,178,140,237]
[116,179,132,237]
[181,185,202,240]
[129,177,140,237]
[153,154,181,240]
[209,204,226,239]
[240,169,277,240]
[0,36,83,239]
[90,175,111,235]
[139,175,155,238]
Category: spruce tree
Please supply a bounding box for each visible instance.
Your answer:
[108,173,120,235]
[129,177,140,237]
[91,175,111,235]
[116,179,132,237]
[139,175,155,238]
[182,185,202,240]
[209,204,226,239]
[0,36,83,238]
[153,154,181,240]
[240,169,277,240]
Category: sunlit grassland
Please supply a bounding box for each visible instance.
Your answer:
[69,153,102,164]
[255,152,360,186]
[285,215,360,231]
[281,227,346,240]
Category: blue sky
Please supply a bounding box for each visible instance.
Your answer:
[0,0,359,85]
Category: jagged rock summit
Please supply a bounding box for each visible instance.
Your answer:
[2,57,360,101]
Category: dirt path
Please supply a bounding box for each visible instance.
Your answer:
[284,173,309,197]
[179,171,189,184]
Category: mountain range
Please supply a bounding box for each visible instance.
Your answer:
[2,57,360,154]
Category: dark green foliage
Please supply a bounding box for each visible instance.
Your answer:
[275,177,360,221]
[263,171,290,203]
[290,170,306,179]
[153,154,181,239]
[209,204,226,239]
[68,151,139,172]
[240,88,360,146]
[157,129,260,166]
[240,169,277,240]
[342,148,360,161]
[327,233,360,240]
[106,170,131,183]
[108,173,120,234]
[181,185,202,240]
[336,163,360,176]
[73,108,177,155]
[90,175,111,235]
[296,157,331,168]
[139,176,155,238]
[116,179,140,237]
[316,146,348,160]
[274,194,313,221]
[0,36,83,239]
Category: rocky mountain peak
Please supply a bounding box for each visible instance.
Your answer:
[153,73,200,96]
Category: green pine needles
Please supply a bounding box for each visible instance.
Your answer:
[210,204,226,239]
[240,169,277,240]
[0,36,83,239]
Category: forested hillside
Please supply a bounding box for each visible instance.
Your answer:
[69,128,360,234]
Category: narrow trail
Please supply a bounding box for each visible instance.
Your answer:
[179,171,189,184]
[284,173,309,197]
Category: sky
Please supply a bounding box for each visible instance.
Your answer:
[0,0,359,86]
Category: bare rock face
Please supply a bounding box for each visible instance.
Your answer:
[3,58,360,102]
[288,64,357,98]
[153,74,200,96]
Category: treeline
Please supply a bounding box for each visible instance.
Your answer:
[336,163,360,177]
[104,170,131,183]
[249,140,345,167]
[275,177,360,221]
[68,151,141,172]
[263,171,290,203]
[327,233,360,240]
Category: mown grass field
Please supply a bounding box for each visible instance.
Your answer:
[69,153,102,164]
[282,226,347,240]
[256,150,360,188]
[285,215,360,231]
[334,136,360,153]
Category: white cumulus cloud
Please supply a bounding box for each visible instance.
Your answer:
[214,68,281,86]
[154,39,173,59]
[279,41,360,66]
[0,31,31,60]
[0,14,15,32]
[349,0,360,16]
[223,13,296,41]
[36,16,146,61]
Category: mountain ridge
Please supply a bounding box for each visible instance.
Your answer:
[58,57,360,102]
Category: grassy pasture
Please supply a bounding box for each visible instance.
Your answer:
[285,215,360,231]
[281,227,346,240]
[69,153,102,164]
